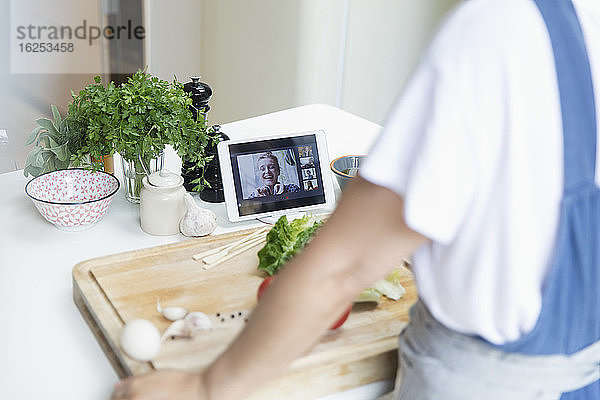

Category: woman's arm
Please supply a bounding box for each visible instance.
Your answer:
[205,176,428,399]
[112,176,429,400]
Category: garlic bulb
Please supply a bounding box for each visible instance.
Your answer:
[161,312,213,342]
[179,193,217,237]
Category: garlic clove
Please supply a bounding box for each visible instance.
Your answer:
[161,312,213,342]
[180,193,217,237]
[184,312,213,331]
[161,319,192,342]
[157,299,188,321]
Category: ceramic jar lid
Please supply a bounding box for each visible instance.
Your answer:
[146,169,184,188]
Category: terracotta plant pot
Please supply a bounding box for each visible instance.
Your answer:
[91,155,114,174]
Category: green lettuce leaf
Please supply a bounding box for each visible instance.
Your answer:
[257,215,323,276]
[356,269,406,303]
[355,288,382,303]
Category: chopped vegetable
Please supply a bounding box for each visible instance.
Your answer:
[256,276,276,300]
[257,215,323,276]
[330,306,352,330]
[355,288,382,303]
[356,269,406,303]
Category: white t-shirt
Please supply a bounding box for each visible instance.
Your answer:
[361,0,600,344]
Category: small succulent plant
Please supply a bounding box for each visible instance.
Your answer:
[23,105,71,178]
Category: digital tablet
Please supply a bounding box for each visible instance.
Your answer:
[218,130,335,222]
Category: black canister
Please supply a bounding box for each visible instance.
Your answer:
[199,124,229,203]
[183,77,212,122]
[181,76,213,194]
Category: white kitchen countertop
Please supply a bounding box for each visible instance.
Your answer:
[0,104,393,400]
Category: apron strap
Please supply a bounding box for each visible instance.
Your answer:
[535,0,597,190]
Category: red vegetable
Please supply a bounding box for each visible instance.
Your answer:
[256,276,351,330]
[329,305,352,330]
[257,276,276,300]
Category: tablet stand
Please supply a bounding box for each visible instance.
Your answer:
[257,212,307,225]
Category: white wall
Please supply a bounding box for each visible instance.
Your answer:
[341,0,459,124]
[199,0,303,126]
[144,0,202,82]
[294,0,347,108]
[147,0,460,126]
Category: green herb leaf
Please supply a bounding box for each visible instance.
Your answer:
[51,104,61,125]
[23,164,42,178]
[48,141,70,162]
[48,135,59,148]
[36,118,59,136]
[36,131,51,146]
[26,126,43,145]
[24,146,43,168]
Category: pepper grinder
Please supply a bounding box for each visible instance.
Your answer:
[183,76,212,122]
[199,124,229,203]
[182,76,213,192]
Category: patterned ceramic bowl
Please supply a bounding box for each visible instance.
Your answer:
[25,169,120,231]
[330,155,365,191]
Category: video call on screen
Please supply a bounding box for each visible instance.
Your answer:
[229,134,326,216]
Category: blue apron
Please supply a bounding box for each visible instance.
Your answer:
[497,0,600,398]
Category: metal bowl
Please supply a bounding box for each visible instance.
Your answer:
[330,155,365,191]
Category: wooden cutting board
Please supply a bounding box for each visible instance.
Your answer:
[72,227,417,400]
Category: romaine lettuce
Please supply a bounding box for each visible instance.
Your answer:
[257,215,323,275]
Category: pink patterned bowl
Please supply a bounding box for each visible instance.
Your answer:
[25,169,120,231]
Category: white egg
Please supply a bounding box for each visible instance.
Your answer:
[120,319,161,362]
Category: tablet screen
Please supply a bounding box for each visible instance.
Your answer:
[227,133,326,217]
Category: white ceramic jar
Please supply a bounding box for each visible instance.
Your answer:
[140,169,186,235]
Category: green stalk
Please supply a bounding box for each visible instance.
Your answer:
[133,157,145,201]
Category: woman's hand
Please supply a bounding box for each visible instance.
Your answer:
[111,370,207,400]
[273,182,284,194]
[250,185,273,197]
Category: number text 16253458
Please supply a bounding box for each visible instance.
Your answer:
[18,42,74,53]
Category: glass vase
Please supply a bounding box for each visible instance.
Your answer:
[121,152,164,203]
